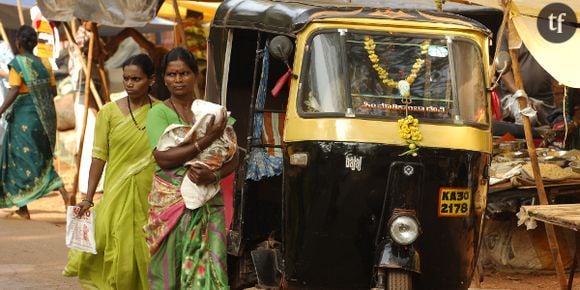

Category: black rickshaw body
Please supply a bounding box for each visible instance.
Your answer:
[206,1,496,289]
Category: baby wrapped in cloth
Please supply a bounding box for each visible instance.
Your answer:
[157,99,237,210]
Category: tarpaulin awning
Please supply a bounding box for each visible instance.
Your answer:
[37,0,159,27]
[456,0,580,88]
[97,16,176,36]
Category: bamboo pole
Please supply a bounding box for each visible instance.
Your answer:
[16,0,24,26]
[0,21,12,52]
[70,22,96,206]
[507,18,568,290]
[92,27,110,102]
[172,0,187,47]
[62,23,103,109]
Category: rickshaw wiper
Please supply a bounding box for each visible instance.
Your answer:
[339,29,354,117]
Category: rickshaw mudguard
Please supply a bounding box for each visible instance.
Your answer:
[375,240,421,273]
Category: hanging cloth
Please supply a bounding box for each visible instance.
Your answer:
[246,43,284,181]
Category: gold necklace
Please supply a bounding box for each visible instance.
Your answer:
[363,36,430,97]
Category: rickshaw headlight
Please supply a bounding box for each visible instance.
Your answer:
[389,215,420,245]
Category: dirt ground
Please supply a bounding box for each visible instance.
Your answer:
[1,191,579,290]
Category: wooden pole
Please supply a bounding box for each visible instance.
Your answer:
[0,21,12,52]
[507,18,568,290]
[172,0,187,47]
[71,19,78,37]
[16,0,24,26]
[92,27,110,102]
[62,23,104,109]
[70,22,96,206]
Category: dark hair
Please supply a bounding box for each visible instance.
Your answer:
[122,53,155,78]
[16,25,37,52]
[161,46,199,75]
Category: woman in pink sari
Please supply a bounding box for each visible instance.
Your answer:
[144,46,238,289]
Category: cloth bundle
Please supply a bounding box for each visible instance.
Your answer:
[157,99,237,210]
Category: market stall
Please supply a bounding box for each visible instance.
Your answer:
[448,1,580,288]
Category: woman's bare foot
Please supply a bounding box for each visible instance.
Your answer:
[13,206,30,220]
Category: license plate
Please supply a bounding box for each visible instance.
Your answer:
[438,188,471,217]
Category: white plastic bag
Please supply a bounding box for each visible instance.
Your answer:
[65,206,97,254]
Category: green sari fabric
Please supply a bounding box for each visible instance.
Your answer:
[145,103,229,289]
[0,54,62,207]
[63,100,158,290]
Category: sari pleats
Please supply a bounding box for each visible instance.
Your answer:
[148,196,229,290]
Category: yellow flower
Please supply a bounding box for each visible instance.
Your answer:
[397,115,422,156]
[364,36,430,90]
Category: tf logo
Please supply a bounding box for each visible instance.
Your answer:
[537,3,577,43]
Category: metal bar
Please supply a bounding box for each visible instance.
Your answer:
[339,29,353,114]
[221,30,233,105]
[256,109,286,113]
[446,36,460,121]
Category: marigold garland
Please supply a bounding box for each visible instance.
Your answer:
[398,115,422,156]
[363,36,430,97]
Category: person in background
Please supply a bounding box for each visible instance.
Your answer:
[143,46,238,289]
[63,53,159,289]
[0,25,68,219]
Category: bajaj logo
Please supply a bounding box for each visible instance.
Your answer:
[345,153,362,171]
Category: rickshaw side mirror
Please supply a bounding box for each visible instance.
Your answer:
[494,51,511,73]
[269,36,294,65]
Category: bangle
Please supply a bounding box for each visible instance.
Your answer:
[82,199,94,207]
[213,171,221,183]
[194,141,202,152]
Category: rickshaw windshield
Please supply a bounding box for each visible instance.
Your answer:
[300,30,488,126]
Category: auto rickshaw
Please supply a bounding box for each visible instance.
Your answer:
[205,1,495,289]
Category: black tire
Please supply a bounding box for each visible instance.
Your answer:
[387,269,413,290]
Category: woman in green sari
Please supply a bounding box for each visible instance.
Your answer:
[144,46,238,289]
[63,54,159,289]
[0,25,68,219]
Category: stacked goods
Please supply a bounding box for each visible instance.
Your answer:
[521,162,580,180]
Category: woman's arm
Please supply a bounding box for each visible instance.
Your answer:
[187,149,240,185]
[153,113,227,169]
[76,158,106,217]
[153,141,202,169]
